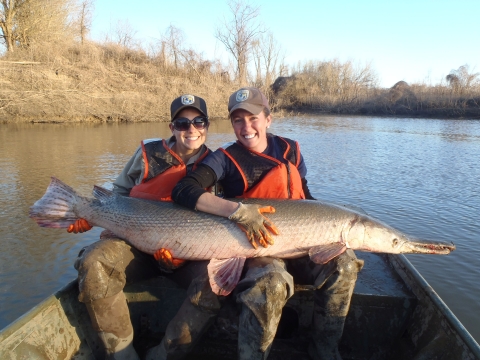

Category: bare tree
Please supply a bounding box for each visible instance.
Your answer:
[75,0,94,44]
[251,39,262,85]
[446,65,479,94]
[1,0,74,52]
[0,0,29,52]
[215,0,263,86]
[256,32,284,89]
[112,19,138,48]
[162,25,185,69]
[17,0,72,46]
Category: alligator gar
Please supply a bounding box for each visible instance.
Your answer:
[29,177,455,295]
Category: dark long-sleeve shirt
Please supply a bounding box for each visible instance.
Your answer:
[173,137,315,209]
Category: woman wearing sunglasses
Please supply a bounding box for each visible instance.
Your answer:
[69,94,212,360]
[153,87,362,360]
[127,95,211,201]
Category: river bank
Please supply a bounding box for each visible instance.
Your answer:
[0,42,237,123]
[4,109,480,124]
[272,76,480,121]
[285,106,480,121]
[1,42,480,123]
[4,108,479,124]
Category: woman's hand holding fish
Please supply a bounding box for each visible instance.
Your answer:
[228,202,279,249]
[154,248,186,272]
[67,218,92,234]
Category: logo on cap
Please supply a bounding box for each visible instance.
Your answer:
[236,90,249,102]
[181,95,195,105]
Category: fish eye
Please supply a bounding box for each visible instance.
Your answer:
[392,238,399,247]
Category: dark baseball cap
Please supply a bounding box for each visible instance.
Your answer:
[228,87,270,116]
[170,94,208,120]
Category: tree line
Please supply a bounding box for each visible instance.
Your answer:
[1,0,479,122]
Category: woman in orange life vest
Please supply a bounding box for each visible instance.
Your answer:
[68,94,213,360]
[147,87,309,360]
[157,87,363,360]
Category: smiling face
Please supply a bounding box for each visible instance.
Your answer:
[169,107,208,161]
[230,108,272,153]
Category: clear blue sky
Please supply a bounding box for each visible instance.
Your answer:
[90,0,480,88]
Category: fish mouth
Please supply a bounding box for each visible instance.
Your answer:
[403,238,456,254]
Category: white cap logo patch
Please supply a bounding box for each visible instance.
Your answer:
[236,90,249,102]
[181,95,195,105]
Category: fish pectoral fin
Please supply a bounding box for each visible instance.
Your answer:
[309,243,347,264]
[207,257,246,296]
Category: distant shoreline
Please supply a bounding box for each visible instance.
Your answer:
[285,107,480,121]
[2,110,479,124]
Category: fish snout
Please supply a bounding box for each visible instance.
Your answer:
[404,239,456,254]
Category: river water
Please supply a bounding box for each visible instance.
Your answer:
[1,116,479,344]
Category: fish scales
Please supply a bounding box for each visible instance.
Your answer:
[73,193,354,260]
[30,178,456,296]
[30,178,455,263]
[37,186,324,259]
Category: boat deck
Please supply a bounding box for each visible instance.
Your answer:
[1,253,479,359]
[176,252,417,360]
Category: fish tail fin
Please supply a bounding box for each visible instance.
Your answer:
[29,177,80,228]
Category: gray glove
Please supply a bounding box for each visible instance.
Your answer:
[228,202,279,249]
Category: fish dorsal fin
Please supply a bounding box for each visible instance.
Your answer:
[309,243,347,264]
[341,204,368,215]
[207,257,246,296]
[93,186,115,201]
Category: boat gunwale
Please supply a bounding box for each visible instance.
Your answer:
[0,280,77,341]
[388,254,480,358]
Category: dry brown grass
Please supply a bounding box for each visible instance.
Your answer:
[270,59,378,113]
[356,82,480,118]
[271,61,480,119]
[1,43,479,122]
[0,41,237,122]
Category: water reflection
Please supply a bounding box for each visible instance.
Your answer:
[1,117,479,344]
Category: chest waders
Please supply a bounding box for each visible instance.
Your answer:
[148,135,363,360]
[147,136,304,360]
[76,140,209,360]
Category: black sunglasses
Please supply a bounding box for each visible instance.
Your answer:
[172,116,209,131]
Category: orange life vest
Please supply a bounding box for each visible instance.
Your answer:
[220,136,305,200]
[130,139,210,201]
